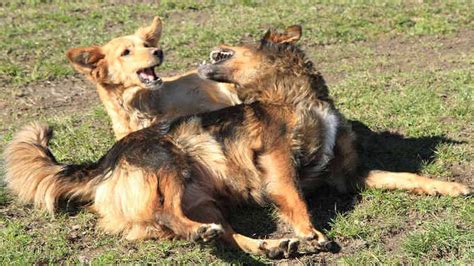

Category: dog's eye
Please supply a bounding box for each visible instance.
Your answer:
[143,43,150,48]
[121,49,131,56]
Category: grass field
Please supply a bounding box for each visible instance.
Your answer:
[0,1,473,264]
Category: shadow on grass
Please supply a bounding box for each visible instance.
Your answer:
[208,120,462,263]
[351,120,465,173]
[307,120,463,242]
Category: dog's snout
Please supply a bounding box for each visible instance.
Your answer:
[153,49,164,61]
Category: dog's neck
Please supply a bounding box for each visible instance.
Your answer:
[238,68,332,112]
[96,83,160,139]
[236,57,340,171]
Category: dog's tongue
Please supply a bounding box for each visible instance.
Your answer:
[139,67,157,81]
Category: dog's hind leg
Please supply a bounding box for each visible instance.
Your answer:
[363,170,471,196]
[125,221,174,240]
[154,170,228,243]
[156,211,225,242]
[94,165,224,242]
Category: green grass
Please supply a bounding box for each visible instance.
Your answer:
[1,1,472,85]
[1,0,473,264]
[402,219,473,263]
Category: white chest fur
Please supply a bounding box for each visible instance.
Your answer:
[310,105,339,172]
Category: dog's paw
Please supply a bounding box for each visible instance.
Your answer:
[302,239,340,253]
[258,238,299,259]
[299,230,339,253]
[193,223,224,242]
[424,182,472,197]
[444,183,471,197]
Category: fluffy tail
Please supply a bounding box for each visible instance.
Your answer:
[3,122,100,213]
[363,170,471,196]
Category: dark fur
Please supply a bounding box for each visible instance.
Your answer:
[4,25,470,259]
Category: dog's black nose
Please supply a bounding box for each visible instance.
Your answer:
[153,49,164,62]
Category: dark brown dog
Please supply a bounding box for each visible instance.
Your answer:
[4,25,470,259]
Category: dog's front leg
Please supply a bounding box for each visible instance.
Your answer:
[182,196,299,259]
[259,149,335,253]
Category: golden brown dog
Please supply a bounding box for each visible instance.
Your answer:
[66,17,239,140]
[4,25,471,259]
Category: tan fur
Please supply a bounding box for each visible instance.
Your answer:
[5,25,471,260]
[94,163,159,238]
[365,170,470,196]
[3,123,96,213]
[3,123,217,242]
[67,17,239,140]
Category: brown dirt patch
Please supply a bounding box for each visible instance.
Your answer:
[0,75,97,134]
[0,70,179,136]
[315,29,474,85]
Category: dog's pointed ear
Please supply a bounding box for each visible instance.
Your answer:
[283,25,302,43]
[261,25,302,44]
[66,46,107,81]
[135,16,162,47]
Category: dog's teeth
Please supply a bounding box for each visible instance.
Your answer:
[210,52,217,61]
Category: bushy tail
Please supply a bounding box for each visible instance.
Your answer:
[3,122,100,213]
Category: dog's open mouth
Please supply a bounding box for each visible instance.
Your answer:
[210,49,234,64]
[137,65,162,87]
